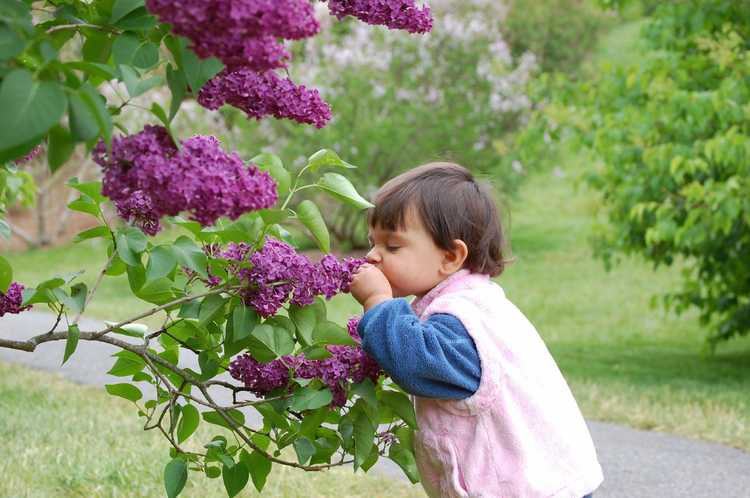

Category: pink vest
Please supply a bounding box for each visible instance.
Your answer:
[410,270,603,498]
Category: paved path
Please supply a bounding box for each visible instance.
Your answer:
[2,312,749,497]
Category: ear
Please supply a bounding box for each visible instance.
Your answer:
[440,239,468,275]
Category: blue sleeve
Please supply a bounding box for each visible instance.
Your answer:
[357,298,481,400]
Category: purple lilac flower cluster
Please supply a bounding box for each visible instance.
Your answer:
[146,0,432,127]
[0,282,31,317]
[145,0,319,70]
[198,69,331,129]
[220,238,364,317]
[92,126,277,235]
[229,317,382,407]
[328,0,433,34]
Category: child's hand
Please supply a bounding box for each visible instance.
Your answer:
[351,263,393,311]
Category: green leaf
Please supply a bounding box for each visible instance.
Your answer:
[232,304,258,342]
[113,34,158,69]
[0,26,25,60]
[73,226,110,243]
[164,458,188,498]
[182,49,223,94]
[114,8,157,31]
[0,69,66,152]
[380,391,418,429]
[107,322,148,338]
[68,179,105,204]
[353,409,376,469]
[198,294,226,325]
[299,406,330,438]
[0,255,12,293]
[241,450,271,492]
[116,232,140,266]
[108,350,146,377]
[82,32,113,63]
[62,324,80,365]
[65,61,117,81]
[119,64,162,98]
[258,208,288,225]
[68,196,100,217]
[288,303,319,346]
[252,323,295,359]
[198,351,220,380]
[300,345,331,360]
[202,409,245,430]
[317,173,374,210]
[251,152,290,196]
[150,102,169,127]
[222,461,249,498]
[68,91,99,142]
[313,321,357,347]
[173,236,208,277]
[136,277,175,305]
[124,226,148,253]
[77,84,112,146]
[105,383,142,402]
[66,282,88,314]
[351,379,377,412]
[290,387,333,411]
[389,443,420,483]
[111,0,145,23]
[306,149,357,172]
[296,200,330,253]
[146,246,177,282]
[177,404,200,443]
[293,437,316,466]
[166,64,187,121]
[47,125,75,172]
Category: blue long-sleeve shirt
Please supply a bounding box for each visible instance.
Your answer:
[357,298,481,399]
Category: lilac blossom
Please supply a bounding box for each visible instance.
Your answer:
[0,282,31,317]
[198,69,332,128]
[221,239,365,317]
[145,0,320,63]
[92,126,277,234]
[229,316,383,407]
[327,0,433,34]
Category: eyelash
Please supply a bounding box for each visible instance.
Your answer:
[385,246,400,252]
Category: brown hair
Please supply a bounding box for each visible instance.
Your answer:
[369,162,511,277]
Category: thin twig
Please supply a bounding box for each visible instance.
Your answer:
[46,23,120,35]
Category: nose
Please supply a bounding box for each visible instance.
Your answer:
[366,246,380,264]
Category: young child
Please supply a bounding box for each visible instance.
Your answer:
[350,162,603,498]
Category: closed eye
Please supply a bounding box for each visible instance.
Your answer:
[385,246,400,252]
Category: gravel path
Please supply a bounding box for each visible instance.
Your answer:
[2,311,749,497]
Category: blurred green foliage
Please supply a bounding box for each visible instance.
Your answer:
[514,0,750,345]
[504,0,610,74]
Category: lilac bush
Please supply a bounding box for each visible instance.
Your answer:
[1,0,430,492]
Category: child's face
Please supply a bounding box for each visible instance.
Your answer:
[366,208,448,298]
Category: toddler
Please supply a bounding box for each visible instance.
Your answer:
[350,162,603,498]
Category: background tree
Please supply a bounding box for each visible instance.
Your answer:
[514,0,750,345]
